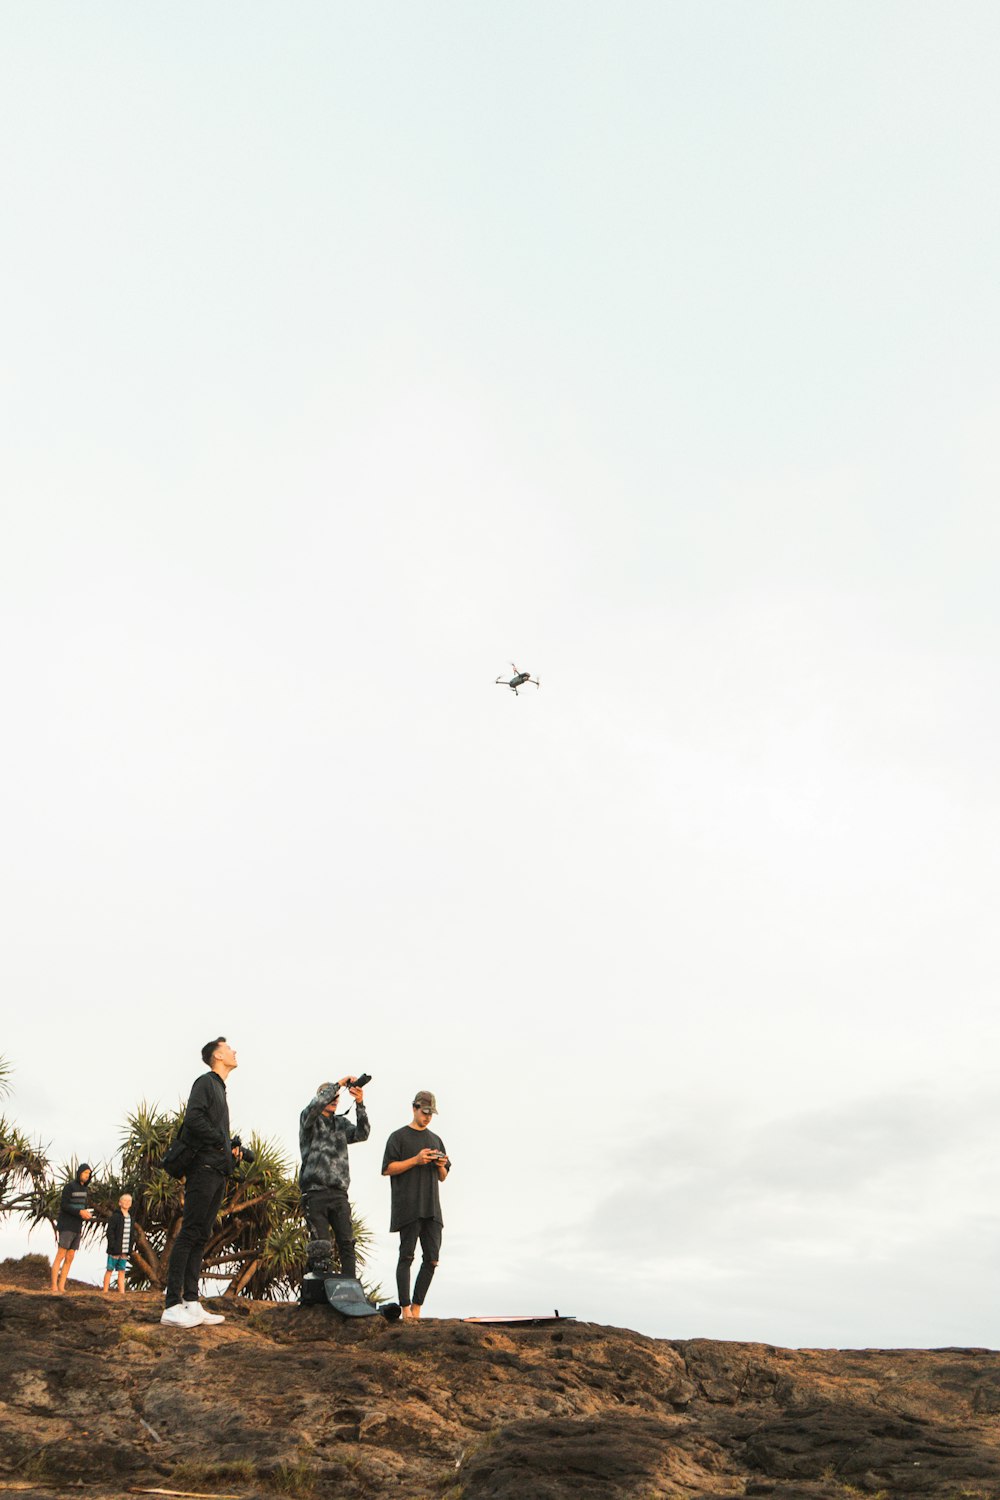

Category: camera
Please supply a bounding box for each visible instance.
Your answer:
[230,1135,256,1166]
[351,1073,372,1090]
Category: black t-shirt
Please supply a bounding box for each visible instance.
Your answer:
[381,1125,449,1231]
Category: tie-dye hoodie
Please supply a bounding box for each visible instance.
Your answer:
[299,1083,370,1193]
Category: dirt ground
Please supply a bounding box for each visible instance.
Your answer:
[2,1257,1000,1499]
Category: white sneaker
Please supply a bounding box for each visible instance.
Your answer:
[160,1302,201,1328]
[185,1301,225,1325]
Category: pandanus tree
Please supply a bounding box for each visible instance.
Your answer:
[0,1057,50,1221]
[0,1121,50,1220]
[20,1100,376,1301]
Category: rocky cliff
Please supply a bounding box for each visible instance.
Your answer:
[2,1256,1000,1499]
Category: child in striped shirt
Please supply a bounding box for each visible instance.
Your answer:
[103,1193,134,1295]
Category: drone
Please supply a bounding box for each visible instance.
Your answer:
[496,663,540,695]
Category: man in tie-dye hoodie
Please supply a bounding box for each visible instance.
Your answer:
[299,1076,369,1278]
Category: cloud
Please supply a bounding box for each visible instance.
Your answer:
[510,1084,1000,1344]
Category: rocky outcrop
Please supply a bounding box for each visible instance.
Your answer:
[1,1257,999,1497]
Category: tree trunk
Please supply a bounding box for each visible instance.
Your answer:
[131,1221,163,1288]
[220,1190,274,1218]
[230,1257,260,1295]
[159,1207,184,1275]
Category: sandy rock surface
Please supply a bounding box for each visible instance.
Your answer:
[2,1258,1000,1498]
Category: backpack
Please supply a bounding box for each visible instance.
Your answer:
[160,1129,196,1181]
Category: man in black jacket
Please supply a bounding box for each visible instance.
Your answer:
[50,1163,94,1294]
[161,1037,241,1329]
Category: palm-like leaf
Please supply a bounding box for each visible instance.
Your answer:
[0,1117,50,1215]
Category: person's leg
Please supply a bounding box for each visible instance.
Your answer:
[396,1221,419,1314]
[165,1169,226,1308]
[103,1260,112,1293]
[303,1189,333,1245]
[181,1173,227,1304]
[51,1247,67,1292]
[411,1219,442,1315]
[58,1248,77,1291]
[326,1190,356,1279]
[117,1262,127,1294]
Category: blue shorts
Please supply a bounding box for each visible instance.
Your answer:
[106,1256,128,1272]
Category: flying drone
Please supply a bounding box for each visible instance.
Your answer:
[496,663,540,695]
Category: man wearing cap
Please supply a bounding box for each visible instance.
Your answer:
[381,1091,450,1321]
[299,1076,369,1278]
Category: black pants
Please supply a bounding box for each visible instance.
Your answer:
[396,1217,441,1307]
[165,1166,227,1308]
[303,1187,356,1279]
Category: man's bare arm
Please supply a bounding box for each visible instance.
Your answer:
[383,1147,438,1176]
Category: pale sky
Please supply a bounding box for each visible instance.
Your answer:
[2,2,999,1348]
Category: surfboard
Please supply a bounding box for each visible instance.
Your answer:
[463,1313,575,1327]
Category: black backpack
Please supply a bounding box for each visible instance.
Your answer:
[160,1129,196,1181]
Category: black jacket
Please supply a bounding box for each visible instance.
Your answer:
[106,1208,133,1257]
[183,1071,233,1174]
[56,1168,91,1234]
